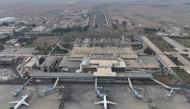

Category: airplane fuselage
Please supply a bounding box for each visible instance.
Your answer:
[103,95,107,109]
[42,88,55,94]
[14,95,28,109]
[94,94,116,109]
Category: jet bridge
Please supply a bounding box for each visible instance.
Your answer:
[12,77,34,97]
[151,78,180,98]
[42,77,62,94]
[95,77,97,89]
[53,77,59,88]
[128,78,142,99]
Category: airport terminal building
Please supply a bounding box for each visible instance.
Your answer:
[59,46,160,74]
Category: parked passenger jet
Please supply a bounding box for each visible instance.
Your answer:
[94,95,116,109]
[9,95,29,109]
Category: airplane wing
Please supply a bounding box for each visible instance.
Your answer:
[22,101,29,106]
[9,101,19,104]
[94,101,104,104]
[106,101,116,105]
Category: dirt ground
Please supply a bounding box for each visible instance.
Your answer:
[105,1,190,29]
[172,38,190,48]
[34,36,60,46]
[154,75,178,84]
[148,37,176,52]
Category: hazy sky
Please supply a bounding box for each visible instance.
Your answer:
[0,0,189,10]
[0,0,68,10]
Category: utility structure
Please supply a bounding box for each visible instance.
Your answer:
[128,78,142,99]
[31,50,39,67]
[12,77,33,97]
[151,78,180,98]
[42,77,63,94]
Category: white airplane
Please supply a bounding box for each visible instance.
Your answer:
[94,95,116,109]
[9,95,29,109]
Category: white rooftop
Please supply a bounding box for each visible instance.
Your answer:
[25,58,36,68]
[0,17,16,23]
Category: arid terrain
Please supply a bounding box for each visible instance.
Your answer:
[34,36,60,46]
[104,1,190,30]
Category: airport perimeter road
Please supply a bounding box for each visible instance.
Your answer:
[165,52,190,67]
[163,37,186,52]
[97,7,104,28]
[141,36,177,68]
[141,36,184,83]
[135,35,148,54]
[0,53,31,57]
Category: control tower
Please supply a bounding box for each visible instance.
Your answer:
[32,50,39,67]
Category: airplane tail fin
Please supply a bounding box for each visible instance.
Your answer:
[22,101,29,106]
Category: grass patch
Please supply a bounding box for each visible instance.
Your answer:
[172,37,190,48]
[172,67,190,84]
[154,75,178,84]
[148,37,176,52]
[35,44,52,55]
[181,54,190,62]
[144,47,155,55]
[167,55,183,66]
[52,46,68,54]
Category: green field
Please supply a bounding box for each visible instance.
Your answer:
[181,54,190,62]
[51,46,68,54]
[167,55,183,66]
[172,37,190,48]
[172,67,190,84]
[148,37,176,52]
[154,75,178,84]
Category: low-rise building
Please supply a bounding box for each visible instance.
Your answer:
[32,26,46,32]
[0,56,18,64]
[59,56,80,72]
[0,27,16,34]
[25,58,36,71]
[5,39,18,45]
[0,17,16,23]
[40,56,57,71]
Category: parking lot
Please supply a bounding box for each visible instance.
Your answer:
[0,68,15,81]
[1,47,35,54]
[74,38,130,48]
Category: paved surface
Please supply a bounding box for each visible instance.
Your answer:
[1,47,35,54]
[173,53,190,67]
[74,38,130,48]
[143,85,190,109]
[140,36,185,83]
[0,57,23,78]
[0,68,15,81]
[134,34,148,54]
[163,37,186,52]
[0,53,31,57]
[0,84,190,109]
[32,72,153,79]
[0,85,60,109]
[141,36,177,68]
[162,37,190,54]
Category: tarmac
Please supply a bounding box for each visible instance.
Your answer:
[0,83,190,109]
